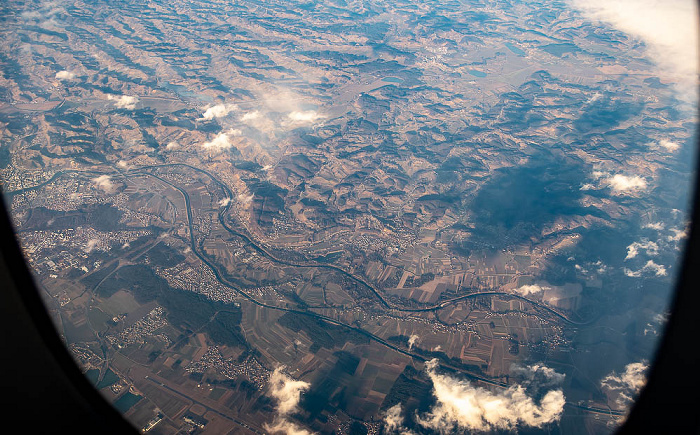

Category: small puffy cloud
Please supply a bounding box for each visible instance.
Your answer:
[93,175,116,193]
[166,141,180,150]
[580,183,596,191]
[623,268,642,278]
[514,284,548,296]
[202,133,229,150]
[644,313,669,336]
[604,174,647,193]
[510,364,566,390]
[407,334,420,351]
[642,260,667,276]
[108,94,139,110]
[202,130,241,152]
[643,222,665,231]
[653,312,669,324]
[55,70,75,80]
[668,227,688,242]
[624,260,668,277]
[625,239,659,260]
[264,367,314,435]
[116,160,130,169]
[383,404,405,433]
[287,110,324,124]
[218,197,231,207]
[265,419,314,435]
[643,322,658,336]
[591,260,609,274]
[200,103,237,120]
[601,361,649,407]
[241,110,261,122]
[238,193,255,205]
[658,139,680,152]
[268,368,309,415]
[21,4,65,21]
[416,359,565,433]
[85,239,100,253]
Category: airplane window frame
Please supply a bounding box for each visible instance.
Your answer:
[0,1,698,432]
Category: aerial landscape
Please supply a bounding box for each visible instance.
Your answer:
[0,0,696,433]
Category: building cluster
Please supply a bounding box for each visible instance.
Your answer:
[185,346,271,390]
[69,343,103,369]
[156,262,241,305]
[106,307,169,349]
[19,227,150,276]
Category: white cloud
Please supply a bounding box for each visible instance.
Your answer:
[200,103,237,120]
[592,260,608,274]
[116,160,129,169]
[624,260,668,277]
[653,312,669,324]
[643,322,658,336]
[625,239,659,260]
[108,94,139,110]
[408,334,419,350]
[202,133,230,150]
[416,359,565,433]
[510,364,566,389]
[604,174,647,193]
[264,367,314,435]
[668,227,688,242]
[93,175,116,193]
[55,70,75,80]
[643,222,665,231]
[569,0,699,101]
[658,139,680,152]
[287,110,324,124]
[166,141,180,150]
[21,3,65,21]
[238,193,255,205]
[601,361,649,407]
[265,419,314,435]
[383,404,405,433]
[514,284,548,296]
[642,260,667,276]
[85,238,100,253]
[580,183,596,191]
[202,130,241,152]
[575,260,608,275]
[623,268,642,278]
[218,197,231,207]
[241,110,261,122]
